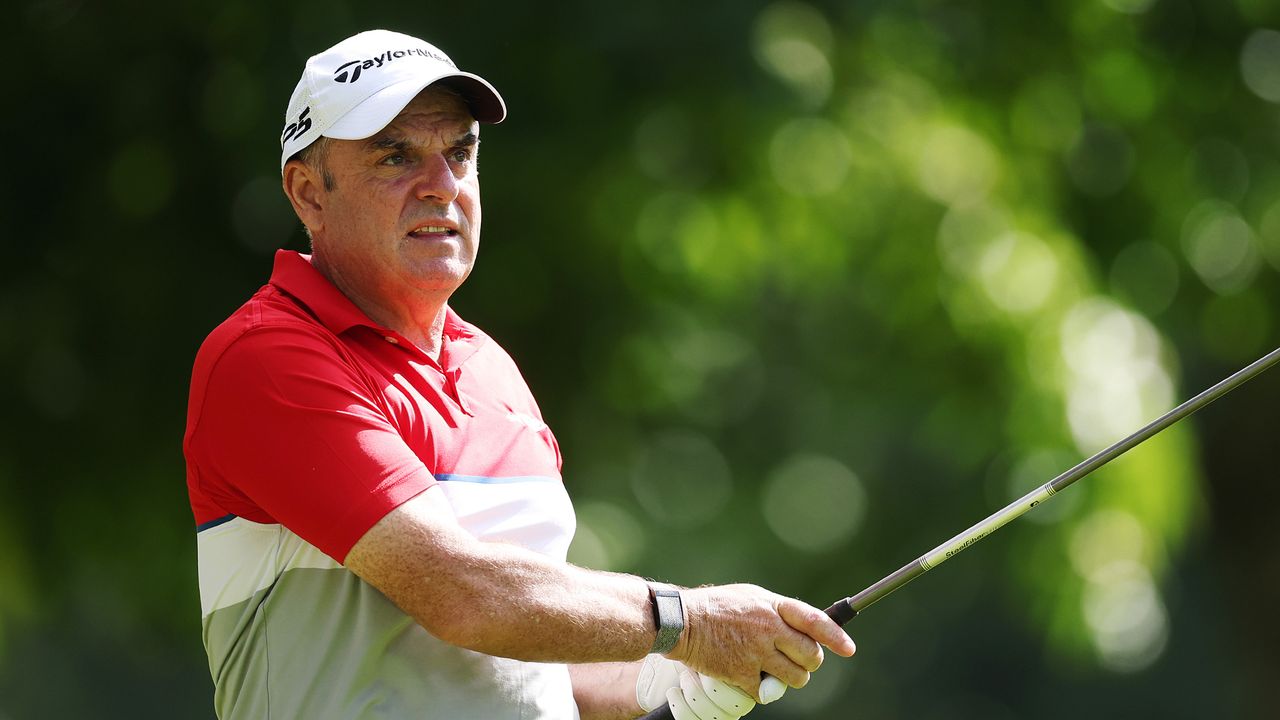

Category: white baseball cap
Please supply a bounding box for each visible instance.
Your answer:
[279,29,506,171]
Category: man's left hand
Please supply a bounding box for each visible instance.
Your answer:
[637,655,764,720]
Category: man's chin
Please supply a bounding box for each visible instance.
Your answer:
[403,260,473,294]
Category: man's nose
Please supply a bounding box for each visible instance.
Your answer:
[412,154,460,203]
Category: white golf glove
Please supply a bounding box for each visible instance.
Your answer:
[636,655,787,720]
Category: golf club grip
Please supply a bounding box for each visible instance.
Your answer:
[636,599,857,720]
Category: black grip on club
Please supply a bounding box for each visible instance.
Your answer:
[637,598,858,720]
[825,597,857,626]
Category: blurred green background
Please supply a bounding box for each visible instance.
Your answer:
[5,0,1280,717]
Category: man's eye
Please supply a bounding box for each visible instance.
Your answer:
[450,149,472,163]
[381,153,407,166]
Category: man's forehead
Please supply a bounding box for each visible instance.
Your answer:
[389,86,477,129]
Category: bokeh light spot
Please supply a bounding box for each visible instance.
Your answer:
[753,1,834,108]
[567,523,607,571]
[1070,509,1148,582]
[1240,29,1280,103]
[977,232,1060,314]
[761,454,865,553]
[1060,299,1172,454]
[916,124,1000,207]
[631,431,733,528]
[769,118,852,195]
[1180,201,1260,294]
[937,204,1010,276]
[1258,199,1280,270]
[568,501,645,571]
[1082,562,1169,672]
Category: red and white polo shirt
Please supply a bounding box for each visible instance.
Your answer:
[184,250,578,719]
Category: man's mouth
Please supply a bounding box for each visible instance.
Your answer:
[409,225,458,238]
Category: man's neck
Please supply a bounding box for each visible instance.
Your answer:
[388,307,448,360]
[356,295,450,361]
[313,256,450,361]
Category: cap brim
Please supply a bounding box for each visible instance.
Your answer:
[326,72,506,140]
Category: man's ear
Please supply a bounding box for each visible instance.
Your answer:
[282,160,326,236]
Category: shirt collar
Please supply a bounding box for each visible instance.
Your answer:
[268,250,489,369]
[438,305,487,370]
[269,250,373,335]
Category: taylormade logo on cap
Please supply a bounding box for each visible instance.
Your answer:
[279,29,506,172]
[332,46,456,84]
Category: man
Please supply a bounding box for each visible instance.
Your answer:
[184,29,854,720]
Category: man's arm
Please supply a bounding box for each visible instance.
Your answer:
[345,485,653,661]
[344,485,855,699]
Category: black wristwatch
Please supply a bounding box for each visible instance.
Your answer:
[647,583,685,655]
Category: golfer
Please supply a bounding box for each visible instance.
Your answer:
[183,29,854,720]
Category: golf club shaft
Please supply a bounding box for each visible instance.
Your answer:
[640,345,1280,720]
[826,343,1280,622]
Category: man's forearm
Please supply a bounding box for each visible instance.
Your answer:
[345,487,657,663]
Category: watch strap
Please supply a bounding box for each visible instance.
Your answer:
[648,583,684,655]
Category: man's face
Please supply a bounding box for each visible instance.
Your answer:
[308,86,482,310]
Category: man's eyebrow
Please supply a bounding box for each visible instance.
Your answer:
[361,132,478,154]
[364,136,411,153]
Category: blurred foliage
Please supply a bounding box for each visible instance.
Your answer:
[4,0,1280,718]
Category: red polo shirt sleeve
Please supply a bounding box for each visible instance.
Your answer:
[186,321,435,562]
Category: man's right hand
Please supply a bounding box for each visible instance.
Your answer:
[665,584,856,702]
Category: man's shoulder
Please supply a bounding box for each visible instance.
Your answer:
[193,284,338,379]
[185,283,357,445]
